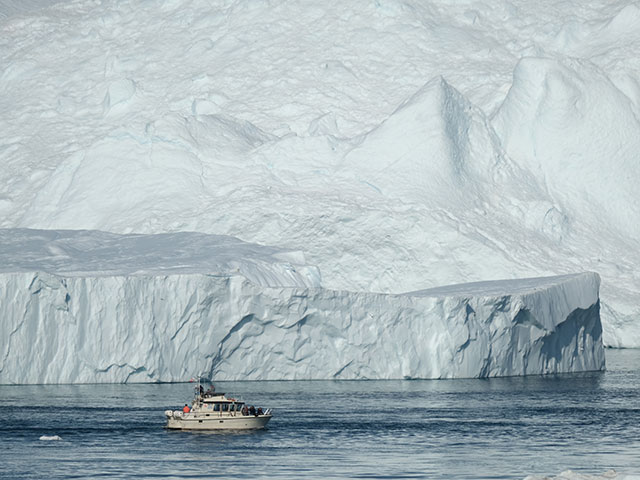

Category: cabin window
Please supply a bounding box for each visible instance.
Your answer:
[213,403,220,411]
[222,403,229,412]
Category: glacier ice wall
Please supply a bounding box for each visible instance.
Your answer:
[0,1,638,347]
[0,230,604,384]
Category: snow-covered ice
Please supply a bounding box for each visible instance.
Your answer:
[0,0,637,347]
[0,0,638,356]
[0,229,320,287]
[0,229,603,384]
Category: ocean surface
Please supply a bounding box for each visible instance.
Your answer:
[1,349,639,480]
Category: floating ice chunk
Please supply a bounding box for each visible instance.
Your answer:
[524,470,640,480]
[39,435,62,441]
[0,228,604,384]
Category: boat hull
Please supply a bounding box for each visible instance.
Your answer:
[165,411,272,430]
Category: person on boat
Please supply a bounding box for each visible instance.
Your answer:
[205,384,215,396]
[249,405,256,416]
[242,405,248,416]
[199,385,204,396]
[183,404,191,413]
[257,407,263,415]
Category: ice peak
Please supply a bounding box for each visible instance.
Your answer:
[343,76,501,204]
[493,56,640,236]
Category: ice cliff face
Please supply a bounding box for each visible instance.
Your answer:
[0,230,604,384]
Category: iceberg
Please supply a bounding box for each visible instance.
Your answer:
[0,229,604,384]
[0,0,639,348]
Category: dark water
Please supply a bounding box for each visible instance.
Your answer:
[1,349,639,480]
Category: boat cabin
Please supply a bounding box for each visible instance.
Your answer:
[202,397,244,412]
[193,392,247,415]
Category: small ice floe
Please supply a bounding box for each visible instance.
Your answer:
[39,435,62,441]
[524,470,640,480]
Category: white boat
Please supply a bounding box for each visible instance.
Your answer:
[165,388,272,431]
